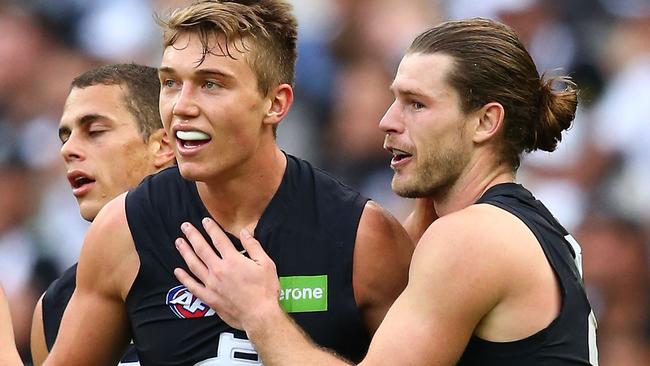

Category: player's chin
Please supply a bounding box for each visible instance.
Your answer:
[392,176,428,199]
[79,201,101,222]
[391,178,415,199]
[177,162,210,182]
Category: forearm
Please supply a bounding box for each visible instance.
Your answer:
[403,198,437,244]
[245,304,353,366]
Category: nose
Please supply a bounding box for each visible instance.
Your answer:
[379,100,404,134]
[60,133,83,163]
[172,84,200,118]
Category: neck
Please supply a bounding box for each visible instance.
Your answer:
[433,151,514,216]
[197,144,287,235]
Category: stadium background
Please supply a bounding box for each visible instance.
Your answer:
[0,0,648,364]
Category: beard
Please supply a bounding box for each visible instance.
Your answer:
[391,142,468,199]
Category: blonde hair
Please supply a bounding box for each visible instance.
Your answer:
[158,0,298,96]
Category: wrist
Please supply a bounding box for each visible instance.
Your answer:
[244,299,287,341]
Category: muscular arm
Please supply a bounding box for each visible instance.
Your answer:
[0,285,23,366]
[353,201,413,333]
[30,295,47,365]
[43,194,139,366]
[359,212,505,365]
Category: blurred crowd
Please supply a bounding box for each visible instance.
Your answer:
[0,0,648,364]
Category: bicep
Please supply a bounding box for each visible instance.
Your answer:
[361,221,504,366]
[31,295,48,366]
[45,196,136,365]
[50,285,130,365]
[353,201,413,333]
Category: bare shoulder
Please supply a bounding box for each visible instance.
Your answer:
[413,203,542,293]
[356,201,414,266]
[414,206,503,285]
[419,203,524,251]
[358,201,415,247]
[353,201,413,333]
[78,193,139,299]
[359,205,530,365]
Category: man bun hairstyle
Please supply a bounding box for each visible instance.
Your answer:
[533,75,578,152]
[408,18,578,169]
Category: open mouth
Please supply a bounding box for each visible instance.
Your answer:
[176,130,211,149]
[390,148,413,163]
[71,176,95,188]
[67,171,96,196]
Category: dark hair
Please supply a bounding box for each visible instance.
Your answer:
[157,0,298,96]
[70,63,162,141]
[408,18,578,170]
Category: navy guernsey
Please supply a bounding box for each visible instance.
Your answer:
[124,154,370,365]
[457,183,598,365]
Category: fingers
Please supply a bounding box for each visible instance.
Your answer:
[239,229,271,265]
[173,267,208,301]
[181,221,223,263]
[175,237,209,281]
[201,218,240,259]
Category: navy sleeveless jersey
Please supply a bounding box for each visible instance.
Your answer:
[457,183,597,365]
[125,154,370,365]
[42,264,140,365]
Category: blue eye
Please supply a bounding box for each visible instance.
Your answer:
[163,79,176,88]
[204,81,218,90]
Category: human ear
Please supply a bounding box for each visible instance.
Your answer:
[148,129,175,168]
[473,102,504,144]
[263,84,294,126]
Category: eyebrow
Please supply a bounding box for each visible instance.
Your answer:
[159,66,235,81]
[58,114,107,139]
[158,66,175,75]
[389,84,429,98]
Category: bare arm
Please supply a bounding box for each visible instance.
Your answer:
[30,295,47,366]
[43,194,139,366]
[0,285,23,366]
[359,213,505,365]
[353,201,413,333]
[402,198,437,245]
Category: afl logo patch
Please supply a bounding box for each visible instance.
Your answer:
[166,285,216,319]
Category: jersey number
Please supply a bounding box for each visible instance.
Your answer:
[194,332,263,365]
[565,234,599,365]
